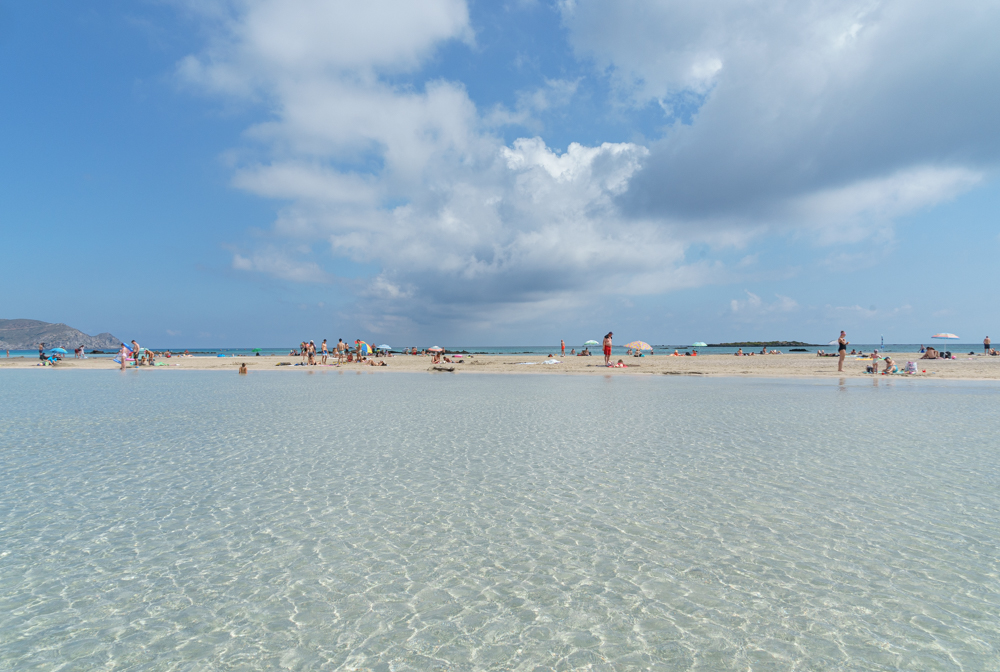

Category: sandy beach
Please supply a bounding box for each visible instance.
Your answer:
[3,352,1000,380]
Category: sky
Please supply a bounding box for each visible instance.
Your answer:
[2,0,998,348]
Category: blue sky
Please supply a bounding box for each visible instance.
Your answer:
[2,1,998,348]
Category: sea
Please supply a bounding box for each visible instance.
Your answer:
[1,371,998,669]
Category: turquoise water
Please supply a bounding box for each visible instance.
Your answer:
[1,371,998,670]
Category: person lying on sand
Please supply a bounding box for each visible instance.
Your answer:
[611,359,627,368]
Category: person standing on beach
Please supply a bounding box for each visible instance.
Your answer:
[119,343,128,371]
[336,338,345,363]
[321,339,328,364]
[837,331,848,372]
[603,332,613,366]
[560,339,565,357]
[985,336,991,354]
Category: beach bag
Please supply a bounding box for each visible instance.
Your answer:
[905,361,917,374]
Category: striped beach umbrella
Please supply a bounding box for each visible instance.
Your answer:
[624,341,652,350]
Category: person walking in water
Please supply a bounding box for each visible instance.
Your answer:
[837,331,849,372]
[603,332,613,366]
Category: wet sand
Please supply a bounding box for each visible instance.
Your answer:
[3,353,1000,380]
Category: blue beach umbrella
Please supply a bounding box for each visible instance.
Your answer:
[377,344,392,351]
[49,347,68,354]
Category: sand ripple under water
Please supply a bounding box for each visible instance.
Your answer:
[1,372,998,670]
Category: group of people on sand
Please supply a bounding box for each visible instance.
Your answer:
[733,348,782,356]
[115,340,190,370]
[290,339,395,367]
[295,340,328,365]
[37,343,61,366]
[825,331,1000,374]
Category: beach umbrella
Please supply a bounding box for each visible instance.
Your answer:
[427,346,444,352]
[692,342,707,347]
[931,333,960,339]
[358,342,372,355]
[252,348,261,352]
[49,347,68,354]
[624,341,652,350]
[583,340,599,345]
[376,344,392,351]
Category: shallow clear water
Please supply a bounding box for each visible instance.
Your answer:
[1,371,998,670]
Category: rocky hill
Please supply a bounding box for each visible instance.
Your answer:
[0,319,122,350]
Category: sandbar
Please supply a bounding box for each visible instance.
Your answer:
[3,352,999,380]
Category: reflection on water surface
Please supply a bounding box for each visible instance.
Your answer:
[1,372,998,670]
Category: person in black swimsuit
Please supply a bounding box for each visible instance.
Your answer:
[837,331,849,372]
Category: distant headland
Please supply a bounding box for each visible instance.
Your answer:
[0,319,121,350]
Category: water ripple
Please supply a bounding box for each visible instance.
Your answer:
[1,372,998,669]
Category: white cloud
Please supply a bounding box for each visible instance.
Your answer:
[176,0,1000,335]
[232,251,330,283]
[790,166,982,242]
[485,78,580,129]
[730,291,798,315]
[562,1,999,234]
[179,1,720,332]
[826,303,913,319]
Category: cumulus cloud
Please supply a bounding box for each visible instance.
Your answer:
[561,0,998,227]
[180,0,718,332]
[177,0,999,334]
